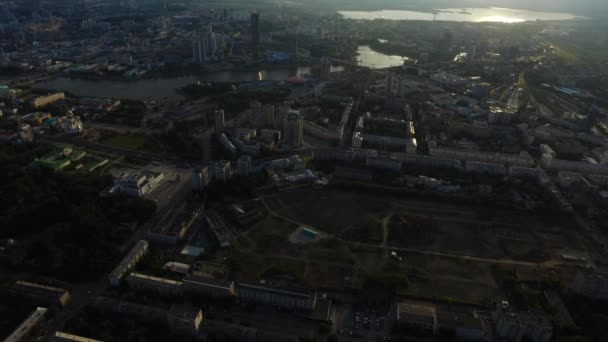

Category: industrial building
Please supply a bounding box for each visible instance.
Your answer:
[108,240,149,286]
[237,282,317,311]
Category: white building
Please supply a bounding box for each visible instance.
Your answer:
[113,172,165,197]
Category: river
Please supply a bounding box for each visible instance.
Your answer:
[339,7,586,23]
[35,67,314,101]
[34,48,404,100]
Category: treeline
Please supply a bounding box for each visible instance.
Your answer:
[0,144,156,281]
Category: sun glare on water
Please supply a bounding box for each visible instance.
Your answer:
[476,16,526,23]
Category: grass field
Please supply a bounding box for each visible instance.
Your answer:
[102,133,150,150]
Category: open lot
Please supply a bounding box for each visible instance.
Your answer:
[263,187,594,264]
[233,186,597,304]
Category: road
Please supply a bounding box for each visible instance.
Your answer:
[342,241,561,268]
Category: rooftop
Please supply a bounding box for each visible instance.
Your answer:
[128,272,183,286]
[398,303,437,319]
[184,274,234,290]
[52,331,104,342]
[169,304,202,319]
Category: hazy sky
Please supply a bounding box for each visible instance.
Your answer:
[325,0,607,15]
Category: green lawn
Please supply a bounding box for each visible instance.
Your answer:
[102,134,150,150]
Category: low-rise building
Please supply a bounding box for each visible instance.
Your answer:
[126,273,183,296]
[397,302,438,334]
[11,281,70,307]
[237,282,317,311]
[430,148,534,167]
[108,240,149,286]
[167,304,204,336]
[541,154,608,175]
[110,171,164,198]
[183,275,236,298]
[31,92,65,109]
[4,307,47,342]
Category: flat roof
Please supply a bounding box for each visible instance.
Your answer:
[128,272,183,286]
[398,302,436,318]
[238,282,314,298]
[53,331,104,342]
[184,275,233,289]
[13,281,67,295]
[169,304,201,319]
[436,308,482,331]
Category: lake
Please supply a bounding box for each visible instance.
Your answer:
[339,7,585,23]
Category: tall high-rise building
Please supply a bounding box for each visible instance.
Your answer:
[237,155,252,177]
[250,12,260,61]
[192,167,210,191]
[284,110,303,148]
[204,25,216,57]
[192,33,207,64]
[214,110,225,133]
[262,104,275,127]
